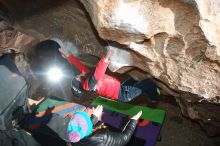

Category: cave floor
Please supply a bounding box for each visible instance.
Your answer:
[143,96,220,146]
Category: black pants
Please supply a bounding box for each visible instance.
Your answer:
[119,77,159,102]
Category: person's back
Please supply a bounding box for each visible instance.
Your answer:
[74,119,137,146]
[69,106,142,146]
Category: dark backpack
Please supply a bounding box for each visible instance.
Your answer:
[0,54,28,130]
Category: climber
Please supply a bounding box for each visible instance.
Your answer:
[59,46,159,103]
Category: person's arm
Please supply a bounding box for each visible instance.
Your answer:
[98,111,142,146]
[102,119,137,146]
[93,57,110,80]
[83,49,113,91]
[93,48,114,80]
[67,55,89,75]
[59,47,89,75]
[83,57,110,91]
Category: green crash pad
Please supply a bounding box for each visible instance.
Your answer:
[92,96,165,124]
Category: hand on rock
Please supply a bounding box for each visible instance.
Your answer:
[104,47,114,62]
[59,47,71,59]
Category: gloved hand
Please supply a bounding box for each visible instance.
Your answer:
[130,110,142,120]
[92,105,103,121]
[59,47,71,59]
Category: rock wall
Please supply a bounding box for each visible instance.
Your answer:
[0,0,105,57]
[0,20,37,56]
[79,0,220,135]
[79,0,220,102]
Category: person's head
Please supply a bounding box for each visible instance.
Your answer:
[28,39,68,73]
[67,111,93,143]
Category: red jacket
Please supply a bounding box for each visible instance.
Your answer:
[67,55,120,100]
[67,55,89,75]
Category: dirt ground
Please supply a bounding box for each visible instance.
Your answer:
[146,96,220,146]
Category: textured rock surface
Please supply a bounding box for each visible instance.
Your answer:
[1,0,104,57]
[0,20,37,55]
[79,0,220,136]
[79,0,220,102]
[1,0,220,136]
[196,0,220,63]
[0,0,105,101]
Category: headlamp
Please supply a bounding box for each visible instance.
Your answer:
[47,67,63,82]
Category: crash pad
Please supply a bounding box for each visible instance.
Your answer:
[92,96,165,124]
[24,96,165,146]
[24,96,86,129]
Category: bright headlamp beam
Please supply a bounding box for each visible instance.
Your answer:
[47,67,63,82]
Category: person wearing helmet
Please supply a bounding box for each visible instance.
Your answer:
[45,105,142,146]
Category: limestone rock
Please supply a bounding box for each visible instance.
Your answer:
[79,0,220,102]
[0,20,37,55]
[195,0,220,63]
[1,0,104,58]
[79,0,220,135]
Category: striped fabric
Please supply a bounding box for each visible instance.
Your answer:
[24,97,86,129]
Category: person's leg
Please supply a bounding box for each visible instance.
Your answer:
[121,77,138,86]
[118,85,142,102]
[134,78,160,102]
